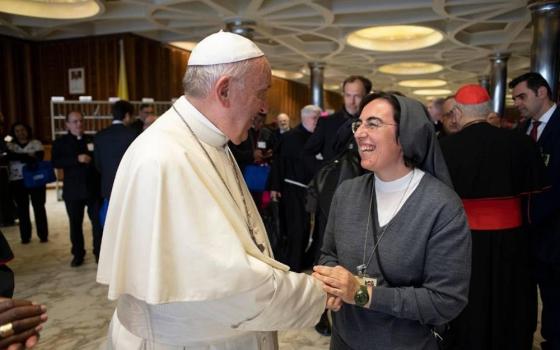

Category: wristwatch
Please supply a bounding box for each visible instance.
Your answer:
[354,284,369,307]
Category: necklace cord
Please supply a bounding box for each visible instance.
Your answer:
[360,169,415,275]
[173,105,268,255]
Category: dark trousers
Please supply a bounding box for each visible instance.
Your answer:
[10,180,48,242]
[0,166,15,226]
[64,198,102,259]
[536,259,560,350]
[0,265,14,298]
[279,186,310,272]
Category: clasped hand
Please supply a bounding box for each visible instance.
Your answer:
[0,298,47,350]
[313,265,361,307]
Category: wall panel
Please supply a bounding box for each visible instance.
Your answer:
[0,33,341,141]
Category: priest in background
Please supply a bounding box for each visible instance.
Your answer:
[97,31,335,349]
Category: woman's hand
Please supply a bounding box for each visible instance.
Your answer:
[0,298,47,350]
[326,294,343,312]
[313,265,360,305]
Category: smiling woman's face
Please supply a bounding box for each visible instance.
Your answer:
[354,98,405,178]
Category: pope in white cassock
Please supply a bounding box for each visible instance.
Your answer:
[96,31,332,349]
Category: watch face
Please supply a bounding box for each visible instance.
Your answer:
[354,285,369,306]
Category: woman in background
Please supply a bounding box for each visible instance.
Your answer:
[6,122,48,244]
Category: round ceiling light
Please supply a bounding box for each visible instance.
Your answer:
[379,62,444,75]
[413,89,452,96]
[347,25,443,52]
[169,41,198,51]
[324,84,341,91]
[0,0,102,19]
[398,79,447,88]
[272,70,304,80]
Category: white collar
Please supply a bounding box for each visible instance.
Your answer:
[174,95,228,148]
[375,169,415,193]
[112,120,124,125]
[537,104,557,125]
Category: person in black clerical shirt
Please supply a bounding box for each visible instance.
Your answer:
[130,103,157,135]
[304,75,372,162]
[269,105,322,272]
[440,84,547,350]
[229,111,274,210]
[52,111,102,267]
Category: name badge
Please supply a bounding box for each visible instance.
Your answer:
[87,143,94,152]
[257,141,267,149]
[361,276,377,287]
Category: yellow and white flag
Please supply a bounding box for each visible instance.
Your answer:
[117,39,129,100]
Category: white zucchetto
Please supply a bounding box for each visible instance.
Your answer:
[187,30,264,66]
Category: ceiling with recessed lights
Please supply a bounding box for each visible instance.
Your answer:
[0,0,536,99]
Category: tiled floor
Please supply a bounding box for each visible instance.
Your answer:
[2,189,542,349]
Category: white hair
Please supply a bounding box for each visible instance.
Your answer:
[301,104,322,118]
[456,101,492,119]
[182,59,254,98]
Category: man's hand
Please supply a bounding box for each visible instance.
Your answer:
[312,265,360,305]
[253,150,264,162]
[262,149,273,159]
[325,294,343,312]
[77,154,91,164]
[0,298,47,350]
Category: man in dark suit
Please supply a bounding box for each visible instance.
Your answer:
[94,100,137,224]
[52,111,102,267]
[130,103,155,135]
[510,72,559,350]
[303,75,371,162]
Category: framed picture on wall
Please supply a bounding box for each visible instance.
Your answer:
[68,68,85,95]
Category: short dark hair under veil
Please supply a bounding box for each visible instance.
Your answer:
[356,92,453,187]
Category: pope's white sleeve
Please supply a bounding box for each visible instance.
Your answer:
[205,256,327,331]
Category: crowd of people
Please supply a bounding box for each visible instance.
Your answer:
[0,30,558,350]
[0,103,157,266]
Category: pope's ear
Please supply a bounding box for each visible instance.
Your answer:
[215,76,231,107]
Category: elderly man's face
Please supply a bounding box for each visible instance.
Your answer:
[66,112,84,137]
[441,99,459,134]
[427,100,442,122]
[302,112,320,132]
[277,114,290,131]
[343,80,367,116]
[354,98,403,178]
[229,58,271,144]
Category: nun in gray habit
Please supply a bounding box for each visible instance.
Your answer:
[313,92,472,350]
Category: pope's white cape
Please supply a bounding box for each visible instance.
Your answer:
[96,96,324,310]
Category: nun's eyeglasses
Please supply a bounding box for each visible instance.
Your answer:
[352,117,397,134]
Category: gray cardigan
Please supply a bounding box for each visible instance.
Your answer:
[319,172,471,350]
